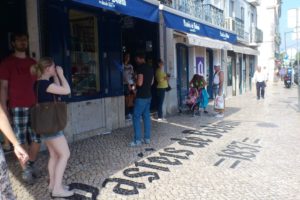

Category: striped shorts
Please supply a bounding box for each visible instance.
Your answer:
[10,107,41,145]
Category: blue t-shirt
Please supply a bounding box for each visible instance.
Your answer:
[34,80,58,103]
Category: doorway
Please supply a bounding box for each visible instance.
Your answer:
[206,49,214,98]
[0,0,27,61]
[176,43,189,108]
[121,16,159,111]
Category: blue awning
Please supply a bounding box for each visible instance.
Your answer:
[163,10,237,44]
[73,0,159,23]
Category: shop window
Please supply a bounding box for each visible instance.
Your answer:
[69,10,100,97]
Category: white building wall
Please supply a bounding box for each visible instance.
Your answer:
[257,0,280,81]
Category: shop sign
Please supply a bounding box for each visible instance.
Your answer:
[73,0,159,22]
[98,0,127,8]
[163,11,237,44]
[196,57,204,75]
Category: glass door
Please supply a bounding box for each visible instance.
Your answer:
[176,44,189,108]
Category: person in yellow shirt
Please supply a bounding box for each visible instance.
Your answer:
[155,59,169,120]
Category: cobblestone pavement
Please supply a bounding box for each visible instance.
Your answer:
[6,82,300,200]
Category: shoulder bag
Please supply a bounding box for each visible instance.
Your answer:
[30,82,67,135]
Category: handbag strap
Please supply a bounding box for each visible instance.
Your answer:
[35,80,57,105]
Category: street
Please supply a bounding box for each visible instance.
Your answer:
[6,82,300,200]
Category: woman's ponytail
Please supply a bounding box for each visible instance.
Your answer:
[30,57,54,78]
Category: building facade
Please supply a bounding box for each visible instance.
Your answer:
[160,0,262,114]
[257,0,281,82]
[0,0,262,143]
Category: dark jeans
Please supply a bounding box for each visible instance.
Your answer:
[156,88,166,118]
[256,81,265,99]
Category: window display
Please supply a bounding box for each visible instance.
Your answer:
[69,10,100,97]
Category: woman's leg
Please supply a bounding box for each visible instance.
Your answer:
[157,89,165,118]
[45,141,58,190]
[46,136,71,194]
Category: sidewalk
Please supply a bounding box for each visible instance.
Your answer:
[6,82,300,200]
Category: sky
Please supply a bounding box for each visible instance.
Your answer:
[279,0,300,55]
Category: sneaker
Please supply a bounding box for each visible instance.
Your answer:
[22,167,34,184]
[215,113,224,118]
[157,118,166,121]
[28,164,40,178]
[125,114,132,120]
[129,140,142,147]
[143,139,150,144]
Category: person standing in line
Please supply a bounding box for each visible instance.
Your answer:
[0,32,41,184]
[31,58,74,198]
[253,66,267,100]
[130,52,154,147]
[123,52,135,120]
[213,64,225,118]
[155,59,169,121]
[0,104,29,200]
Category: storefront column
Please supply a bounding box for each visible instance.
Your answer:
[245,55,250,92]
[222,49,228,96]
[26,0,40,59]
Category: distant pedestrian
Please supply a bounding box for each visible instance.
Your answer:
[31,57,74,198]
[253,66,267,100]
[0,104,29,200]
[0,32,41,184]
[213,64,225,118]
[130,52,154,147]
[155,59,169,120]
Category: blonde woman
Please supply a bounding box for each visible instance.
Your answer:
[31,57,73,198]
[0,104,28,199]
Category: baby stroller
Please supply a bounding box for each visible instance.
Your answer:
[182,87,209,116]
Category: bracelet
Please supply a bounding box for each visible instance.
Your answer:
[13,143,21,147]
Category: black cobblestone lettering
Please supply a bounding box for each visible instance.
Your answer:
[163,147,194,156]
[69,183,99,200]
[182,129,223,138]
[123,168,160,183]
[147,156,182,165]
[102,178,146,195]
[171,137,210,148]
[135,160,170,172]
[159,152,189,160]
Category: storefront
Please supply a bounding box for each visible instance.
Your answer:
[231,45,259,96]
[39,0,160,141]
[161,7,237,107]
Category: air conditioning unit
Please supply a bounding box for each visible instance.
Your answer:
[225,17,235,31]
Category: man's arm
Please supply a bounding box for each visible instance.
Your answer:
[0,80,9,117]
[136,74,143,87]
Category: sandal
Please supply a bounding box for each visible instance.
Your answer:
[48,185,70,193]
[51,190,74,198]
